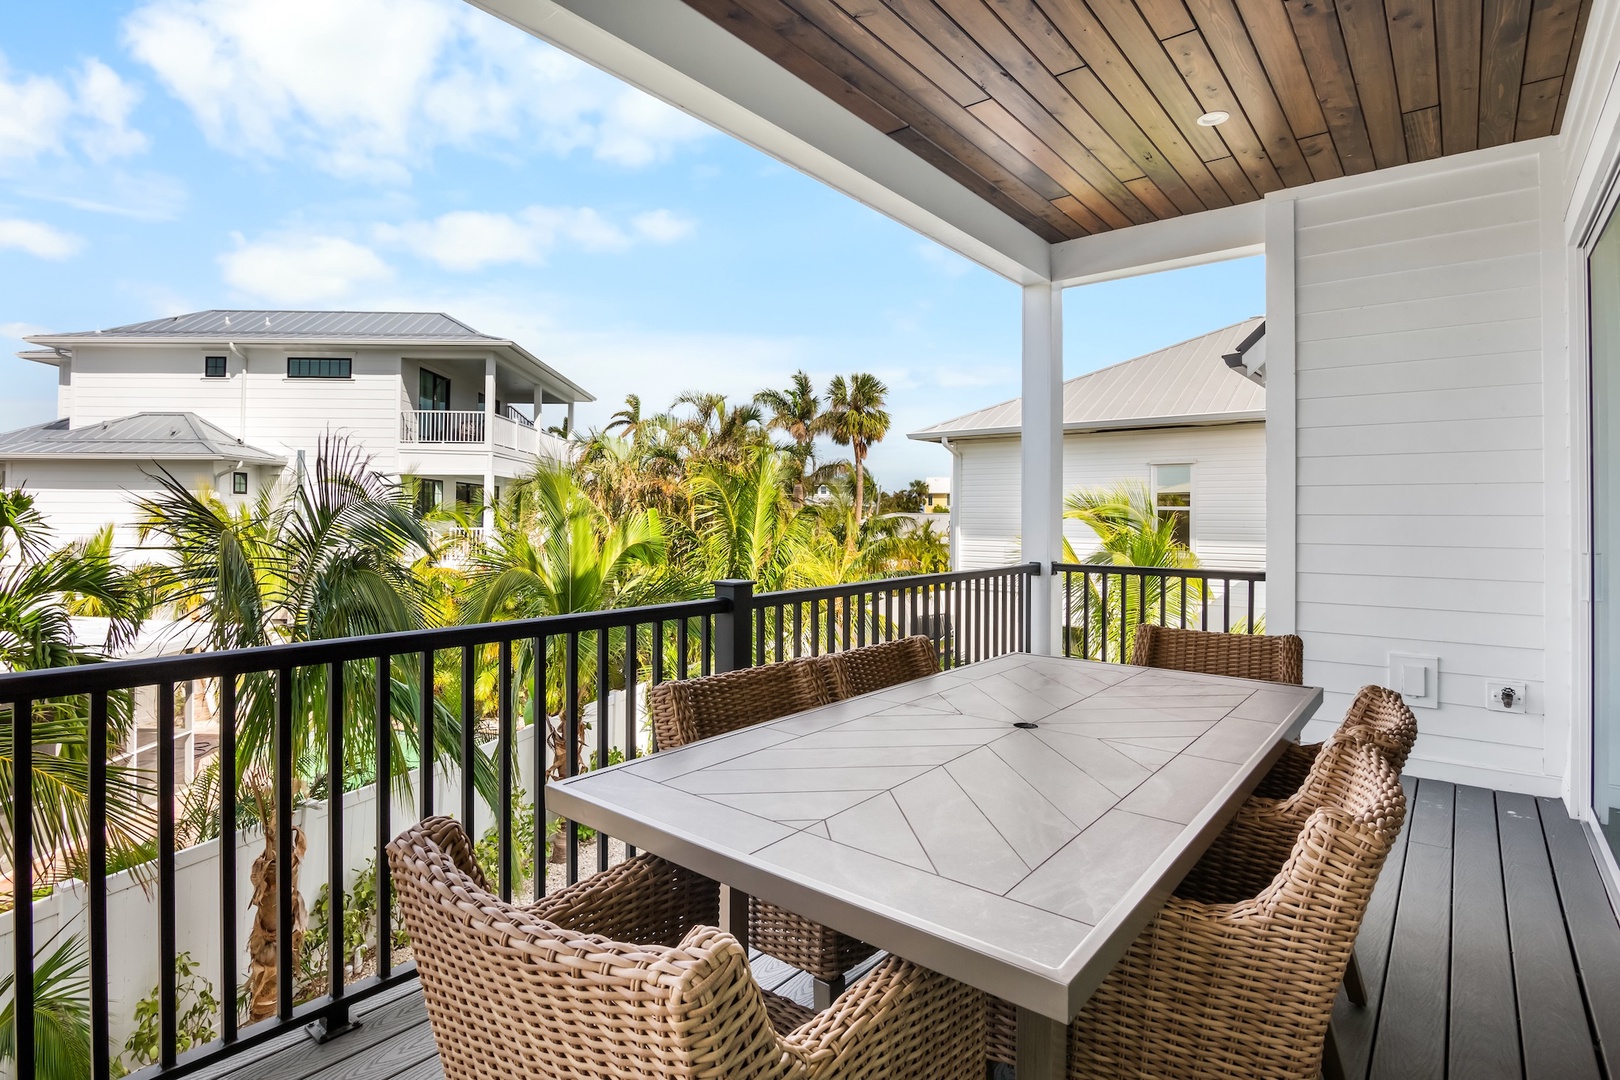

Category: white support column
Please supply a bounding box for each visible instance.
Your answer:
[484,356,499,424]
[566,401,576,435]
[483,463,497,532]
[533,385,545,429]
[1021,281,1064,655]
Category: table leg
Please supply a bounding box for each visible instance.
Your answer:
[1015,1006,1067,1080]
[720,884,750,951]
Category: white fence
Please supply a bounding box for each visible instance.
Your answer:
[0,686,648,1062]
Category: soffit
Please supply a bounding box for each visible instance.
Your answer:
[681,0,1591,239]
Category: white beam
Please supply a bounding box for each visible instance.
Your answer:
[1020,283,1063,654]
[468,0,1053,284]
[1049,201,1264,287]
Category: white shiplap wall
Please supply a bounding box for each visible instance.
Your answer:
[951,422,1267,572]
[1285,149,1552,793]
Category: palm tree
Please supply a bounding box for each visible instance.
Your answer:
[0,490,152,887]
[754,371,823,503]
[672,392,768,468]
[686,448,814,590]
[1062,481,1202,660]
[137,435,489,1022]
[820,373,891,533]
[0,932,91,1080]
[464,463,686,782]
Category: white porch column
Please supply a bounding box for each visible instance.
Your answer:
[484,356,499,424]
[1020,281,1063,655]
[565,401,576,435]
[483,463,497,531]
[533,385,544,429]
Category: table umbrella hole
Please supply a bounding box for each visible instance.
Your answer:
[1014,721,1039,729]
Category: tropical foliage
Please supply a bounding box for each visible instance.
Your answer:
[1061,481,1202,660]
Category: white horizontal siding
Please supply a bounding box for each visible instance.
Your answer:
[1289,151,1549,791]
[951,422,1266,574]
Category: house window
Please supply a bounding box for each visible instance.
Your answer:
[476,391,486,411]
[288,357,351,379]
[455,482,483,510]
[413,478,443,515]
[204,356,228,378]
[232,472,248,495]
[419,369,450,410]
[1151,464,1192,546]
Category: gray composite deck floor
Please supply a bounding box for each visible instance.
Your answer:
[199,779,1620,1080]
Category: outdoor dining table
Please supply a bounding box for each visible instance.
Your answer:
[546,651,1322,1078]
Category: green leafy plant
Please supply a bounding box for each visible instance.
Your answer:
[0,933,92,1080]
[118,952,218,1072]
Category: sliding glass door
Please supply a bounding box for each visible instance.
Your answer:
[1591,207,1620,856]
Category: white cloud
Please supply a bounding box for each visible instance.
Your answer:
[219,232,393,302]
[376,205,696,271]
[0,54,148,170]
[124,0,713,182]
[632,209,696,244]
[0,218,85,259]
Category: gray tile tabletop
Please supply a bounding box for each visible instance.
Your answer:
[546,652,1322,1022]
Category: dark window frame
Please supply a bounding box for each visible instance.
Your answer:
[232,471,249,495]
[204,356,228,378]
[287,357,352,379]
[419,368,451,410]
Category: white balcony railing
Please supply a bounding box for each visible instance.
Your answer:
[402,409,544,456]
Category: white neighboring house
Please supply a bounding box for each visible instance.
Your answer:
[0,309,591,552]
[911,318,1267,574]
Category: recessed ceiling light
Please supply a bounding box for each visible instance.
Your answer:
[1197,110,1231,126]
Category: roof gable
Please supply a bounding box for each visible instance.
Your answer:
[0,412,284,464]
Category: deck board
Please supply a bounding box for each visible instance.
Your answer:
[1447,786,1520,1080]
[217,781,1620,1080]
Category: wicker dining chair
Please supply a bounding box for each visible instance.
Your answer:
[1254,683,1418,800]
[819,635,940,700]
[988,743,1407,1080]
[1130,623,1305,684]
[387,817,986,1080]
[646,660,878,1007]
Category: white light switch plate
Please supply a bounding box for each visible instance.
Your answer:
[1387,653,1440,709]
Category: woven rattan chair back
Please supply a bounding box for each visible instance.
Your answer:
[1130,624,1305,685]
[647,656,830,751]
[821,635,940,701]
[1062,745,1406,1079]
[1336,683,1419,772]
[387,816,987,1080]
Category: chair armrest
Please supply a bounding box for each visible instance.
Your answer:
[1253,740,1321,799]
[531,852,719,948]
[783,955,986,1080]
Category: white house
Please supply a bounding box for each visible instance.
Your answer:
[912,318,1266,574]
[0,309,591,550]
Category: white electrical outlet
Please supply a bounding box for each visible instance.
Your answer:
[1487,681,1528,713]
[1387,653,1439,709]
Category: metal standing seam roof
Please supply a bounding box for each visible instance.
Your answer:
[21,309,594,403]
[33,310,499,341]
[0,413,285,465]
[909,317,1266,442]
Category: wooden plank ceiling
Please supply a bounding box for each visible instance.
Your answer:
[683,0,1593,241]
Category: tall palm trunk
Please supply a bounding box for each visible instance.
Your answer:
[246,822,307,1021]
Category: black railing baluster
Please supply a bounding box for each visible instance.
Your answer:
[419,650,434,818]
[755,603,767,667]
[1223,578,1232,631]
[498,639,514,900]
[219,678,237,1044]
[90,691,110,1080]
[843,592,854,652]
[565,632,580,886]
[275,666,295,1022]
[1099,573,1109,662]
[1247,581,1256,633]
[12,697,33,1076]
[677,619,689,680]
[810,599,821,656]
[701,616,712,675]
[159,682,178,1064]
[793,602,803,658]
[534,634,549,898]
[595,628,611,874]
[1181,577,1188,628]
[326,661,347,1014]
[460,645,476,835]
[623,625,640,861]
[375,656,391,978]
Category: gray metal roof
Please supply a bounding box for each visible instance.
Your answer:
[910,317,1266,442]
[38,310,498,341]
[0,413,285,465]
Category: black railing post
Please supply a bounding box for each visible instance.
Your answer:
[714,580,756,672]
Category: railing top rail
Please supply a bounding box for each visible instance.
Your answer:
[1051,562,1266,583]
[0,596,728,699]
[755,562,1040,606]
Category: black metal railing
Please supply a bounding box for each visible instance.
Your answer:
[0,563,1037,1079]
[1054,562,1267,662]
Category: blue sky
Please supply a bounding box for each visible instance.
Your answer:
[0,0,1263,486]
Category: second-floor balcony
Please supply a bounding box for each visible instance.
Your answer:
[399,408,565,460]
